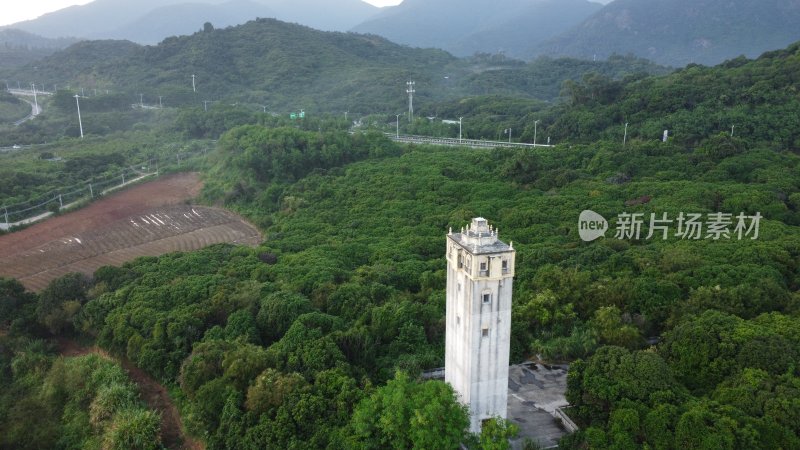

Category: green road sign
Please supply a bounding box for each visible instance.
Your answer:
[290,113,297,119]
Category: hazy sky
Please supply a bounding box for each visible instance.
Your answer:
[0,0,614,27]
[0,0,403,27]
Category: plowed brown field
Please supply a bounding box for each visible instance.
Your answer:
[0,172,261,291]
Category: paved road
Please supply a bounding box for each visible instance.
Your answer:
[13,97,41,126]
[7,88,48,126]
[386,133,554,149]
[7,88,53,96]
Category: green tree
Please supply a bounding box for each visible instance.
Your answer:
[478,417,520,450]
[350,371,469,449]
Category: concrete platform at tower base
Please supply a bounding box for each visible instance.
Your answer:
[507,362,571,449]
[424,361,573,448]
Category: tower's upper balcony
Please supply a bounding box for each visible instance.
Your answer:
[448,217,513,255]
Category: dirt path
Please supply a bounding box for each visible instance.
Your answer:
[58,339,204,450]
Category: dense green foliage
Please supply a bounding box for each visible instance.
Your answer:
[564,312,800,449]
[0,131,212,211]
[349,371,469,448]
[0,90,29,123]
[542,42,800,151]
[0,332,160,449]
[458,54,668,101]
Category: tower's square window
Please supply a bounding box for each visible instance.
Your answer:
[482,328,489,337]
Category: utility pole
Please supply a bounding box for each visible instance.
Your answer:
[31,83,39,115]
[731,125,735,137]
[262,105,267,113]
[505,128,511,143]
[623,122,629,146]
[203,100,210,112]
[74,94,84,139]
[396,114,401,138]
[192,74,196,93]
[406,81,415,122]
[139,93,143,107]
[533,120,540,147]
[459,117,463,142]
[159,96,163,108]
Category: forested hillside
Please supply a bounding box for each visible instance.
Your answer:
[536,42,800,151]
[1,26,799,450]
[0,91,29,123]
[3,123,799,448]
[0,18,667,113]
[0,29,79,70]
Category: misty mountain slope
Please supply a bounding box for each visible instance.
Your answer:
[450,0,604,56]
[270,0,379,31]
[534,0,800,66]
[3,0,200,39]
[0,29,79,49]
[8,40,140,86]
[101,0,276,44]
[351,0,601,58]
[0,29,81,69]
[4,0,378,43]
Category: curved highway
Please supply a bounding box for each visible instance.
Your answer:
[7,88,50,126]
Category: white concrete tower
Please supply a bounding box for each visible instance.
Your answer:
[445,217,515,433]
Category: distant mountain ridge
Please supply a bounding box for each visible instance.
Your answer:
[533,0,800,66]
[2,0,378,44]
[0,29,78,49]
[0,29,80,70]
[351,0,602,58]
[0,18,668,112]
[98,0,276,44]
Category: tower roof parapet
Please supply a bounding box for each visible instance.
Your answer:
[448,217,513,255]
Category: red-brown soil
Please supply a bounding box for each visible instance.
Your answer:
[0,172,261,291]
